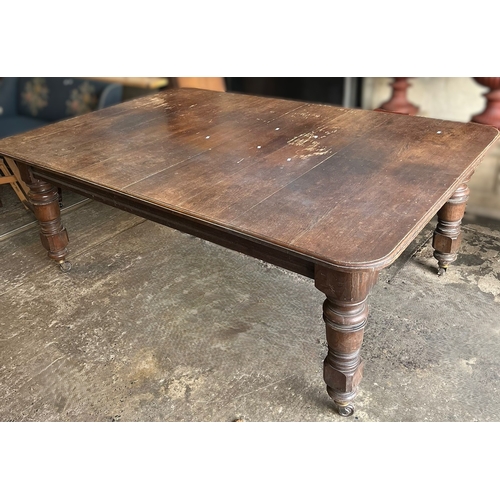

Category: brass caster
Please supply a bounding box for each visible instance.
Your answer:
[59,260,72,272]
[336,402,355,417]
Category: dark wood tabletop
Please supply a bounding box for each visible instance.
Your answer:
[0,88,497,272]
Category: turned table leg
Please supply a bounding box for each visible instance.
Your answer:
[315,266,379,416]
[432,183,470,276]
[17,162,71,271]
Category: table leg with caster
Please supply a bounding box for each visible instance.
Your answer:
[432,183,469,276]
[315,266,379,417]
[16,161,71,272]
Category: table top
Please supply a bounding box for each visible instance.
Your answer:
[0,89,498,271]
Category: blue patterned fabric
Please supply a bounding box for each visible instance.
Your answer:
[0,116,48,138]
[17,77,114,120]
[0,78,18,117]
[0,77,123,139]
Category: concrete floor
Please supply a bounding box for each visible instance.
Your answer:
[1,185,500,422]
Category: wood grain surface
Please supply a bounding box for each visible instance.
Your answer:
[0,88,498,271]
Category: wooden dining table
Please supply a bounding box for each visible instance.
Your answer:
[0,88,498,416]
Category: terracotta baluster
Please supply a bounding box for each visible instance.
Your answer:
[471,78,500,129]
[379,77,419,115]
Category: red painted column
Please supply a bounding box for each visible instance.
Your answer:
[379,77,419,115]
[471,78,500,129]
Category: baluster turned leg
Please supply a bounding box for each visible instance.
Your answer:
[471,77,500,129]
[315,266,379,417]
[379,77,419,115]
[17,162,71,272]
[432,183,470,276]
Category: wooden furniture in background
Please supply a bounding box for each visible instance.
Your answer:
[0,89,497,416]
[172,77,226,92]
[379,77,419,115]
[85,77,225,92]
[0,156,31,210]
[471,77,500,129]
[84,77,169,89]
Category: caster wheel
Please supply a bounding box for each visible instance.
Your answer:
[437,266,447,277]
[337,403,354,417]
[59,261,72,272]
[337,403,355,417]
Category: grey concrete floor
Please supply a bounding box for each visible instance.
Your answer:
[1,185,500,422]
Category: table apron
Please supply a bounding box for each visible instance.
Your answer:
[31,168,317,279]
